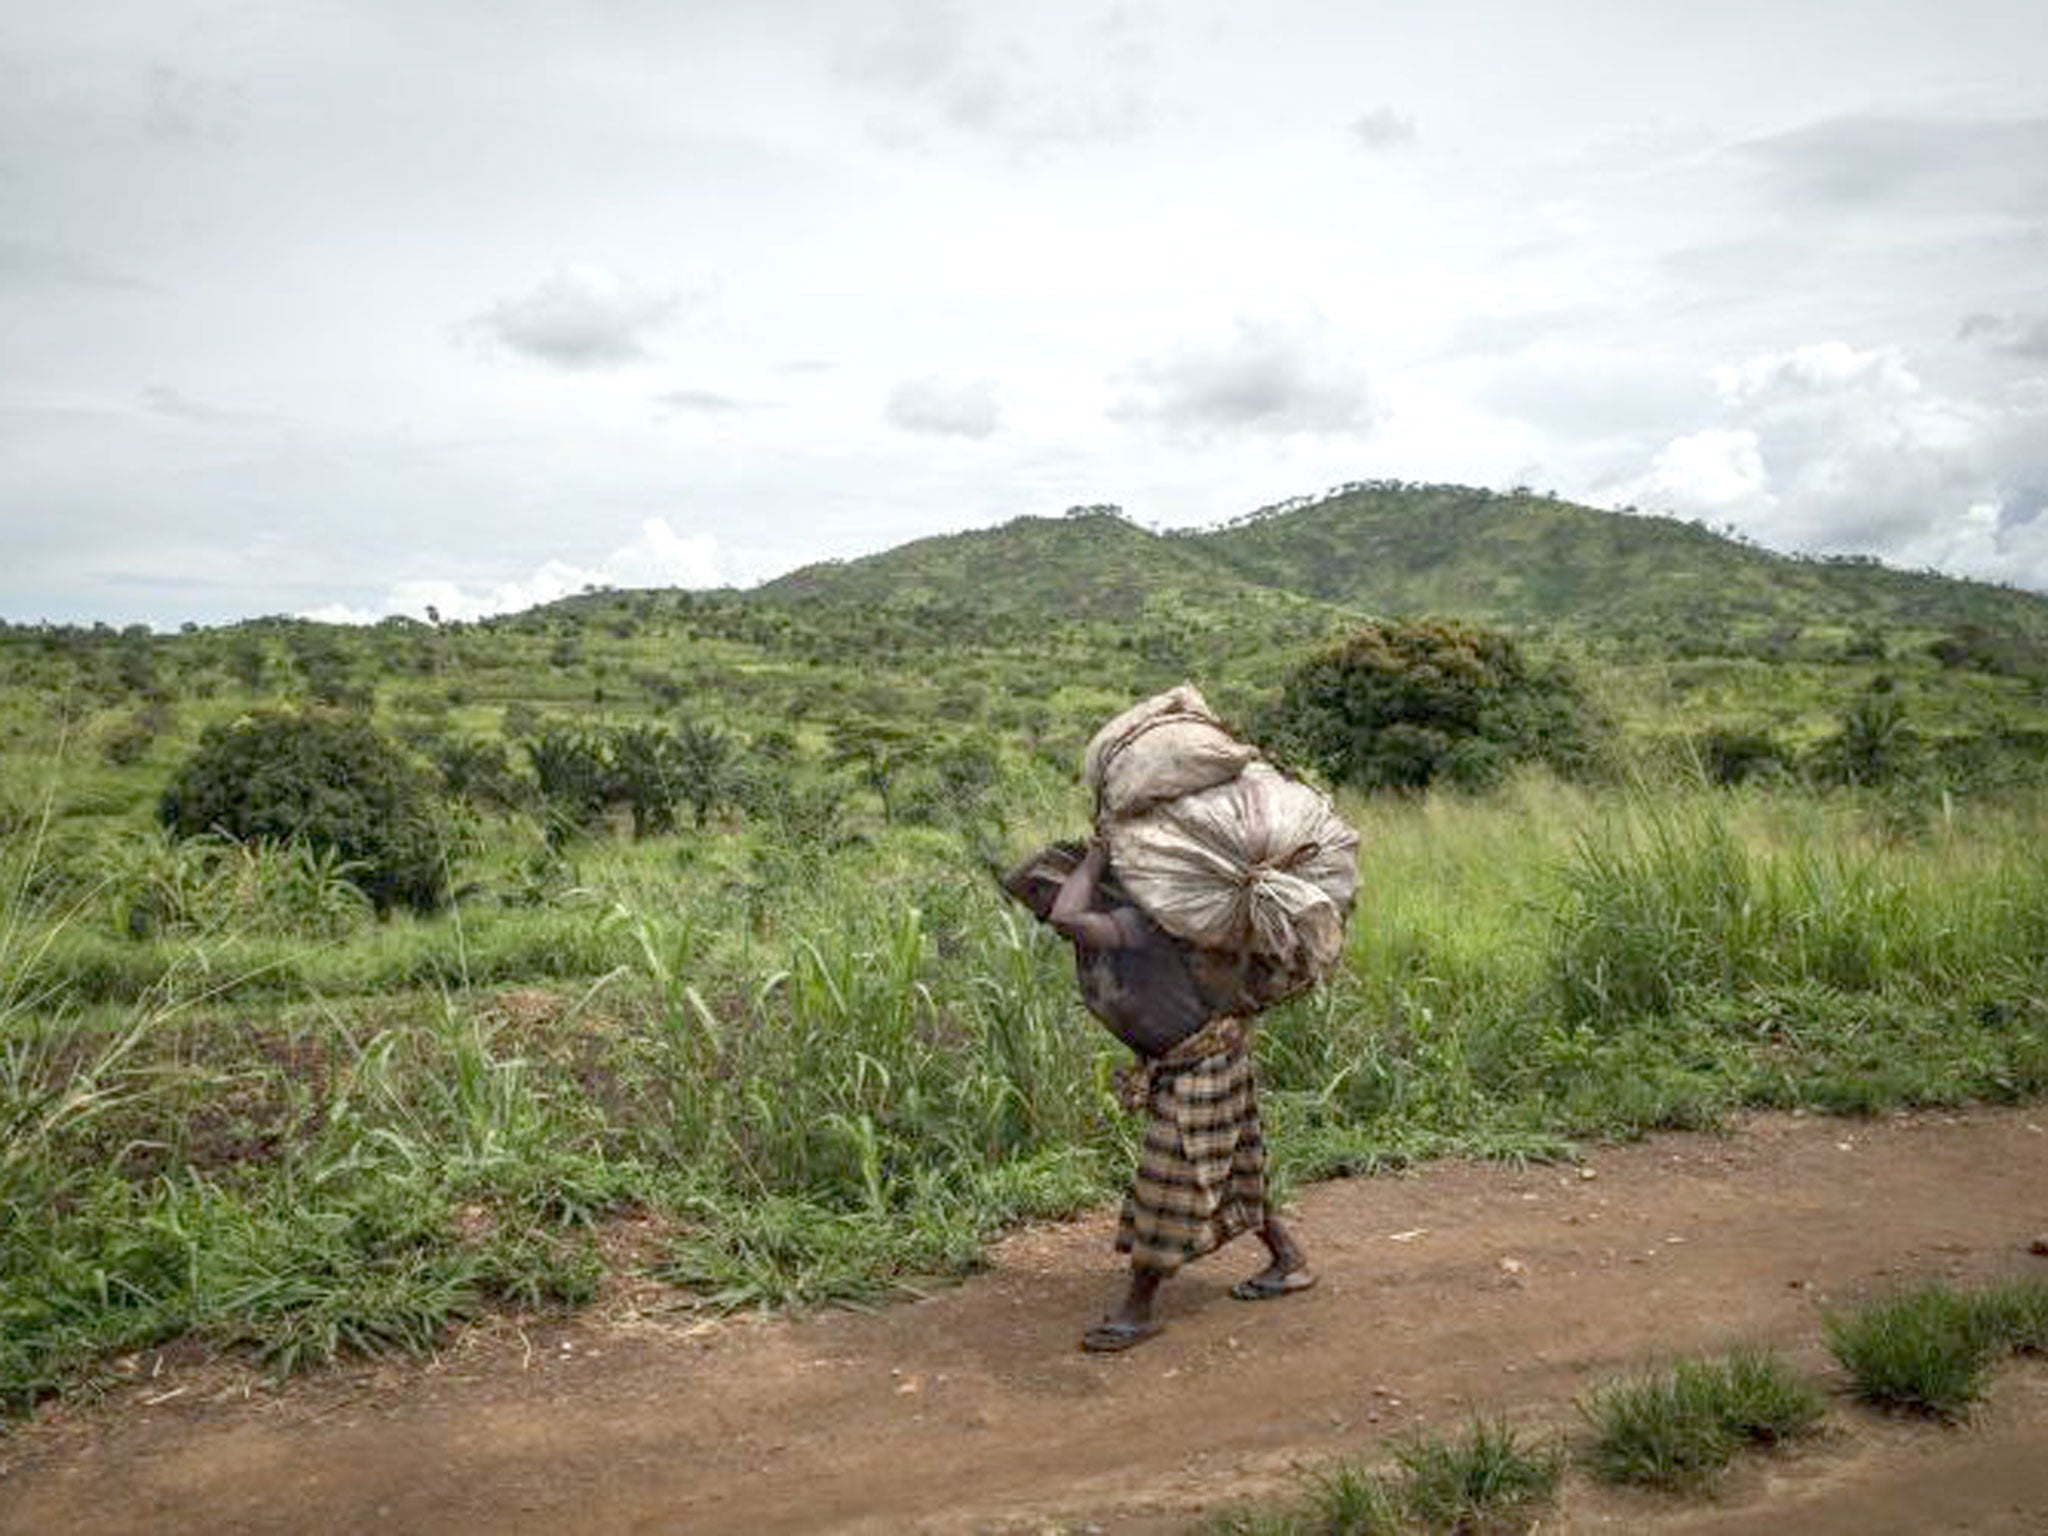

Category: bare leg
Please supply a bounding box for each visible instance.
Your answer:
[1234,1212,1315,1298]
[1082,1266,1166,1350]
[1112,1266,1164,1326]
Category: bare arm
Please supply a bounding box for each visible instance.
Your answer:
[1048,841,1134,950]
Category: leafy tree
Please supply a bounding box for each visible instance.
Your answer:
[114,631,159,698]
[159,708,447,914]
[284,628,368,708]
[671,720,737,830]
[431,735,531,813]
[1926,624,2045,679]
[224,635,267,692]
[608,723,685,838]
[900,738,1003,830]
[527,725,614,836]
[1693,726,1793,787]
[100,709,162,767]
[500,701,542,741]
[1809,677,1917,787]
[1270,618,1600,792]
[828,719,927,824]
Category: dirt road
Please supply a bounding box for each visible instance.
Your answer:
[4,1108,2047,1534]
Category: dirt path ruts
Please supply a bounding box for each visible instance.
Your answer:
[4,1108,2047,1535]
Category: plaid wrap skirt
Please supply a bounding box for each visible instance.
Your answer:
[1115,1017,1268,1277]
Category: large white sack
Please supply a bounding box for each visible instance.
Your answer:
[1109,763,1360,974]
[1083,683,1258,819]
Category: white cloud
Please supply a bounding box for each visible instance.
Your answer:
[1622,427,1772,515]
[1736,113,2048,215]
[833,0,1151,150]
[1959,312,2048,361]
[656,387,762,415]
[1350,107,1417,149]
[302,517,728,624]
[608,517,725,588]
[462,266,680,371]
[143,63,247,144]
[884,375,1001,438]
[1612,341,2048,581]
[1891,495,2048,589]
[1111,316,1378,440]
[0,238,157,293]
[1710,340,1919,403]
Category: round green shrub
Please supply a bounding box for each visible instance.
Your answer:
[159,708,448,914]
[1269,618,1601,792]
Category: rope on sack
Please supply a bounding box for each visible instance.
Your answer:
[1234,863,1331,963]
[1092,708,1233,792]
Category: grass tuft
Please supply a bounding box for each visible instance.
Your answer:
[1826,1284,1995,1421]
[1392,1416,1565,1530]
[1207,1417,1560,1534]
[1972,1276,2048,1355]
[1582,1346,1825,1490]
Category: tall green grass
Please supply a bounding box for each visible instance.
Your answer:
[6,777,2048,1410]
[1554,789,2048,1024]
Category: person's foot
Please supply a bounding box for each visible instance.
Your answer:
[1231,1265,1317,1301]
[1082,1316,1163,1352]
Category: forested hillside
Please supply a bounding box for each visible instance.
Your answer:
[764,482,2048,647]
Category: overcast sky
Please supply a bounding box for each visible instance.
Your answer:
[3,1,2046,626]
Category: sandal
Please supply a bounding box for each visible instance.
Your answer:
[1231,1269,1318,1301]
[1081,1317,1163,1352]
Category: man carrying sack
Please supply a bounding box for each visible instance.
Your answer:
[1003,685,1357,1352]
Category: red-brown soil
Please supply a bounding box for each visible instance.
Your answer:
[4,1107,2047,1534]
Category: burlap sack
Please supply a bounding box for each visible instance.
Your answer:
[1081,683,1258,820]
[1105,762,1359,976]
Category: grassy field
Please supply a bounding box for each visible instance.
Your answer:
[5,496,2048,1415]
[7,742,2048,1414]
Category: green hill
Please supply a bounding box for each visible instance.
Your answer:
[761,508,1312,625]
[1193,482,2048,642]
[754,484,2048,648]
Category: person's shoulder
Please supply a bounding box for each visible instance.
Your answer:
[1117,903,1195,956]
[1104,902,1154,949]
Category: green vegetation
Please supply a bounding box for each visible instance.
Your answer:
[160,708,447,914]
[1194,482,2048,643]
[1580,1347,1826,1490]
[4,482,2048,1417]
[1972,1275,2048,1355]
[1827,1277,2048,1421]
[1267,618,1599,791]
[1208,1418,1562,1535]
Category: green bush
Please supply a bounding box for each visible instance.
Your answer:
[1269,618,1600,793]
[1807,677,1918,788]
[526,723,613,835]
[1694,726,1794,786]
[159,707,448,914]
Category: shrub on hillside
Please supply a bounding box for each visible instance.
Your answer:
[1268,618,1601,792]
[159,708,447,914]
[1694,726,1794,787]
[1806,677,1918,787]
[1927,623,2047,679]
[522,719,740,841]
[526,725,613,837]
